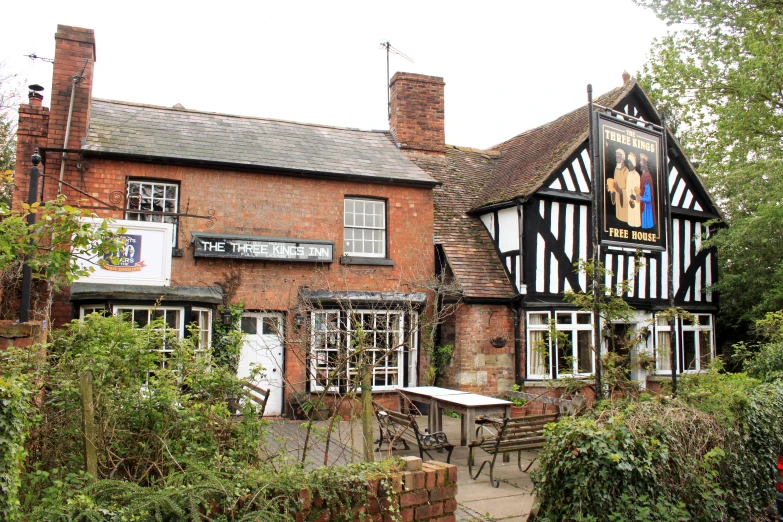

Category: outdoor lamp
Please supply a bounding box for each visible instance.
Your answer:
[221,308,234,326]
[294,313,305,328]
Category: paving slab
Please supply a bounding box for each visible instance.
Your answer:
[304,412,538,522]
[462,493,536,520]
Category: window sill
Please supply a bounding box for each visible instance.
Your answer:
[339,256,395,266]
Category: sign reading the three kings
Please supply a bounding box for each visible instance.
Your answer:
[597,114,666,251]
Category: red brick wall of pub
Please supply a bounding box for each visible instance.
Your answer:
[13,25,436,409]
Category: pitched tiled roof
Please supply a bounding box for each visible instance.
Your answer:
[407,147,515,299]
[408,82,637,299]
[84,99,437,185]
[474,82,635,208]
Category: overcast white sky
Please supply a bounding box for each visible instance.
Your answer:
[5,0,668,149]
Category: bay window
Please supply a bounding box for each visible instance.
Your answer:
[310,309,415,392]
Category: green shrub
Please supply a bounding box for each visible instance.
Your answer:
[1,313,266,513]
[744,342,783,383]
[0,374,33,521]
[25,459,404,521]
[533,372,783,522]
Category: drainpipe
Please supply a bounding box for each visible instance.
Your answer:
[513,303,522,385]
[58,64,86,195]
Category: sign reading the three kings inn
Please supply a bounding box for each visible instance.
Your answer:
[597,113,666,251]
[192,233,334,262]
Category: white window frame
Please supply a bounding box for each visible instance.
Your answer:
[79,305,107,318]
[192,307,212,357]
[554,311,595,377]
[653,315,678,374]
[681,314,714,373]
[527,310,595,379]
[114,306,185,368]
[126,180,180,244]
[344,198,386,258]
[527,311,551,380]
[310,309,410,392]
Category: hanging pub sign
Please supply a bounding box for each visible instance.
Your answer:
[76,219,173,286]
[192,232,334,262]
[596,113,667,251]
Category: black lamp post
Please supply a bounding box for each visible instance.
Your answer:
[20,149,42,323]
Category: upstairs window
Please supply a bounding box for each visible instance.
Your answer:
[126,180,179,244]
[344,198,386,258]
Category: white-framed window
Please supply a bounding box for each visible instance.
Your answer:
[526,310,594,379]
[310,309,411,392]
[527,311,551,379]
[115,306,184,368]
[654,315,676,374]
[555,311,594,376]
[126,180,179,244]
[192,307,212,357]
[681,314,714,372]
[344,198,386,258]
[79,305,107,318]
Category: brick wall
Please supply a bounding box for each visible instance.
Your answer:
[295,456,458,522]
[39,157,435,397]
[439,304,515,395]
[390,73,445,155]
[0,321,45,351]
[14,103,49,208]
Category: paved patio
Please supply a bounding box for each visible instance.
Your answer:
[265,415,539,521]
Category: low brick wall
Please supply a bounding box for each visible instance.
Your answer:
[0,320,45,350]
[296,457,458,522]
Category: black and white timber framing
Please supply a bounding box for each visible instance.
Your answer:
[477,91,720,311]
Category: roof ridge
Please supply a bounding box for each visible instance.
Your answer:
[90,98,392,134]
[487,85,626,151]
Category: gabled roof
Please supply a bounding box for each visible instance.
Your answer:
[411,79,723,299]
[474,83,633,208]
[84,99,437,186]
[407,147,515,299]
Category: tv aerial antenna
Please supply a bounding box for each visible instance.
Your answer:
[380,41,414,119]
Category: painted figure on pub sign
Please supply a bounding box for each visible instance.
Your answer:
[599,115,665,251]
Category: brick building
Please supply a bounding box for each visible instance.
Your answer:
[389,72,722,403]
[14,26,438,416]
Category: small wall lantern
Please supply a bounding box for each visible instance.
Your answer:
[294,313,305,328]
[221,308,234,326]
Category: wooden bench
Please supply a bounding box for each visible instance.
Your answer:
[468,413,559,487]
[375,409,455,463]
[228,381,270,417]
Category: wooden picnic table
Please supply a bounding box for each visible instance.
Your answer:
[397,387,511,446]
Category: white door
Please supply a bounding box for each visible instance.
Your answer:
[238,313,284,416]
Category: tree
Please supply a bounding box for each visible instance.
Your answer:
[0,189,127,320]
[0,61,22,204]
[637,0,783,329]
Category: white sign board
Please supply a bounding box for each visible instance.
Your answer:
[76,219,173,286]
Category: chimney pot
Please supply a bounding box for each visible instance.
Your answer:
[622,71,631,85]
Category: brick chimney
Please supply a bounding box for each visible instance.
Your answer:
[389,72,445,155]
[42,25,96,201]
[13,88,50,208]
